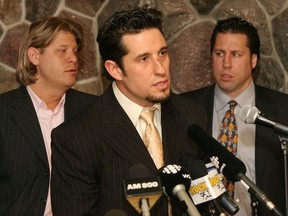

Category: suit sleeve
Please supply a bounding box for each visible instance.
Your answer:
[51,125,100,216]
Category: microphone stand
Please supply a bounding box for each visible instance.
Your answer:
[278,136,288,216]
[251,195,259,216]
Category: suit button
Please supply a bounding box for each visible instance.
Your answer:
[44,171,49,177]
[41,198,47,204]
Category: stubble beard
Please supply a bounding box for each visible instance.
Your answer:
[145,89,171,103]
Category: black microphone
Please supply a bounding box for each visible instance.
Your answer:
[157,164,201,216]
[240,104,288,136]
[122,164,162,216]
[104,209,128,216]
[188,124,283,216]
[180,153,239,215]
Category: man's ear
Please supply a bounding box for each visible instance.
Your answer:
[104,60,124,80]
[27,47,40,65]
[252,53,257,69]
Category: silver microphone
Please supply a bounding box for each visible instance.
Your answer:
[240,105,288,137]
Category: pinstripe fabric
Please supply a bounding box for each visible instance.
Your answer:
[181,84,288,216]
[51,86,208,216]
[0,86,96,216]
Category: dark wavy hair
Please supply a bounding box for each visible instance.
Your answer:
[96,6,163,80]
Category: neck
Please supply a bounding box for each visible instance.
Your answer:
[28,84,66,111]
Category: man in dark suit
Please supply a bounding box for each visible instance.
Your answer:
[0,17,95,216]
[51,6,207,216]
[182,17,287,215]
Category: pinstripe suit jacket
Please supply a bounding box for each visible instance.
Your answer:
[51,85,207,216]
[0,86,96,216]
[181,84,287,216]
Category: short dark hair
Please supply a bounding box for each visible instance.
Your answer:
[96,6,163,80]
[210,17,260,60]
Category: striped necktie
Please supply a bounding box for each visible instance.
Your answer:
[140,108,164,169]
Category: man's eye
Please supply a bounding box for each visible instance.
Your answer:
[215,52,223,57]
[160,50,167,56]
[140,56,148,62]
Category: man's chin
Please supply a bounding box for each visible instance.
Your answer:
[146,92,171,103]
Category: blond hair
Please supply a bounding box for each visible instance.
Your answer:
[16,17,84,85]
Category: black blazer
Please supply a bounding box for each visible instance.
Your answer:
[182,84,287,216]
[0,86,96,216]
[51,86,207,216]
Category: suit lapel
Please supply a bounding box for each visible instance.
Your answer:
[64,89,84,120]
[188,85,215,134]
[11,87,48,166]
[99,87,157,171]
[161,97,183,164]
[255,86,278,179]
[201,86,215,135]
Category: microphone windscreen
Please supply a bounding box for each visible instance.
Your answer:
[123,164,163,214]
[180,154,208,179]
[128,163,150,179]
[104,209,128,216]
[239,105,259,124]
[157,164,190,198]
[187,124,246,181]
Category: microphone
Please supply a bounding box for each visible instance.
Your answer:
[188,124,283,216]
[122,164,162,216]
[157,164,201,216]
[180,153,239,215]
[240,104,288,136]
[104,209,128,216]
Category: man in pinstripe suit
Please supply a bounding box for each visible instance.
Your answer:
[0,17,95,216]
[51,6,207,216]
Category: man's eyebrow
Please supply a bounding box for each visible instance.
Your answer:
[213,48,242,52]
[135,52,150,60]
[160,45,169,51]
[134,45,169,60]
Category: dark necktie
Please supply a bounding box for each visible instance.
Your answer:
[217,100,238,199]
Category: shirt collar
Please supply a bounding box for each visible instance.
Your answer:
[112,82,161,126]
[214,81,255,112]
[26,85,66,112]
